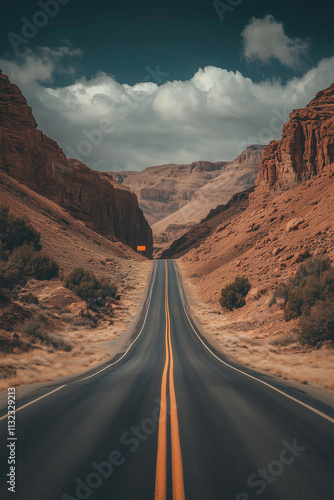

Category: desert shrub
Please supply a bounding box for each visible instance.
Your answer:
[0,205,41,252]
[0,245,59,289]
[220,276,251,311]
[0,250,28,288]
[59,312,74,323]
[20,314,45,339]
[272,257,334,346]
[28,252,59,280]
[0,242,9,262]
[0,288,10,304]
[20,314,72,351]
[273,257,334,319]
[269,333,298,347]
[64,267,117,304]
[19,292,39,305]
[297,299,334,346]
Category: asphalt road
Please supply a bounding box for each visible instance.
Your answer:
[0,260,334,500]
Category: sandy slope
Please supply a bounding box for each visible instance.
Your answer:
[178,163,334,390]
[0,172,152,388]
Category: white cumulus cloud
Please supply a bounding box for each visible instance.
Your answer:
[241,15,309,67]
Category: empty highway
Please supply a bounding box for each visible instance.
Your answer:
[0,260,334,500]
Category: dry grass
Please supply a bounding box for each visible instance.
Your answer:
[0,260,152,390]
[179,263,334,390]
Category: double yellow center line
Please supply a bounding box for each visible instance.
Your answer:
[154,261,185,500]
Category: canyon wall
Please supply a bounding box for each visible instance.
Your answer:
[0,70,153,258]
[257,83,334,190]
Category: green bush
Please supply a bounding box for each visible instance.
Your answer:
[297,299,334,346]
[219,276,251,311]
[64,267,117,304]
[272,257,334,319]
[0,251,27,289]
[0,244,59,289]
[0,207,58,291]
[0,287,10,304]
[0,206,41,252]
[272,257,334,346]
[29,252,59,280]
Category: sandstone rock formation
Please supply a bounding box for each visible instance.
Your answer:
[110,160,229,226]
[257,83,334,190]
[0,70,153,258]
[177,82,334,315]
[161,187,254,259]
[152,145,264,255]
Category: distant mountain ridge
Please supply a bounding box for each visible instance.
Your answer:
[151,145,264,255]
[0,70,153,258]
[110,160,229,226]
[111,146,264,256]
[161,187,254,259]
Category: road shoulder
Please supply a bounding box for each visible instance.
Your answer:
[175,260,334,410]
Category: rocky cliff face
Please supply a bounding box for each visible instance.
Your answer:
[257,83,334,190]
[187,161,225,173]
[111,160,229,226]
[161,187,254,259]
[0,70,153,258]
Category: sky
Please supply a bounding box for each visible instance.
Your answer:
[0,0,333,171]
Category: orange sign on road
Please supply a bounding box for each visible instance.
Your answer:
[137,246,146,251]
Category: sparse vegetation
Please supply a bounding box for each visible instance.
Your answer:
[19,292,39,305]
[0,205,41,252]
[272,257,334,346]
[297,299,334,346]
[0,287,10,304]
[20,314,72,351]
[64,267,117,307]
[269,333,298,347]
[0,206,59,295]
[219,276,251,311]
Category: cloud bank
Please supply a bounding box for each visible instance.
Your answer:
[1,46,334,171]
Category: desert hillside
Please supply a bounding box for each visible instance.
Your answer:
[180,83,334,303]
[153,145,264,255]
[0,71,154,388]
[161,187,254,259]
[0,170,152,387]
[0,70,153,258]
[178,82,334,388]
[111,160,229,226]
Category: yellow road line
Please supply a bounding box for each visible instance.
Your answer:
[154,261,185,500]
[167,285,186,500]
[154,267,170,500]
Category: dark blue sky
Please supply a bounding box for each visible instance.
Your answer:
[1,0,333,86]
[1,0,333,171]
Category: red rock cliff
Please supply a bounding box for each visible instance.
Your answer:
[0,70,153,258]
[257,83,334,190]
